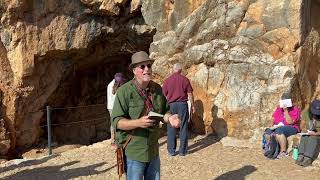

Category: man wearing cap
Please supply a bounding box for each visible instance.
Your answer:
[111,51,180,179]
[162,63,195,156]
[107,72,126,147]
[296,99,320,167]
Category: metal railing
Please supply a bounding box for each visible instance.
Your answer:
[1,103,108,156]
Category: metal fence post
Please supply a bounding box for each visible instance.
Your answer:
[46,106,52,155]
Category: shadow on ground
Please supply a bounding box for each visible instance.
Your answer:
[0,154,60,174]
[214,165,257,180]
[1,160,114,180]
[188,134,219,154]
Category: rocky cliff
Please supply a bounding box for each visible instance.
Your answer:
[1,0,320,156]
[145,0,320,146]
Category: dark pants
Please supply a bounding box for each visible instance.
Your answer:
[167,101,189,155]
[265,126,298,137]
[299,135,320,160]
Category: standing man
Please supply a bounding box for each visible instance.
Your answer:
[107,72,125,147]
[112,51,180,180]
[162,63,195,156]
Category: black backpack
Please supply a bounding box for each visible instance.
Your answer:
[263,134,280,159]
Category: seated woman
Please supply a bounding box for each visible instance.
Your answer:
[265,92,301,158]
[296,99,320,167]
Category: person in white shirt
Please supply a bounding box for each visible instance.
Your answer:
[107,73,125,146]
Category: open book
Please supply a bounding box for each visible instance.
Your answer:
[269,122,284,130]
[279,99,292,108]
[298,130,315,136]
[148,111,164,123]
[297,132,310,136]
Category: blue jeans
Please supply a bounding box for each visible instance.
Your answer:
[126,156,160,180]
[265,125,298,137]
[167,101,189,155]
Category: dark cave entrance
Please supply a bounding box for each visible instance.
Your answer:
[29,7,156,147]
[39,53,134,146]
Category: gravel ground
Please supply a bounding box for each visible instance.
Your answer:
[1,135,320,180]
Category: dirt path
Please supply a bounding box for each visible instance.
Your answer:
[1,135,320,180]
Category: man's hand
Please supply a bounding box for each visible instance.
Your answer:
[168,114,180,128]
[137,116,155,128]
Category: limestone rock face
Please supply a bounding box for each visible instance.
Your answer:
[144,0,320,144]
[0,0,155,156]
[80,0,132,15]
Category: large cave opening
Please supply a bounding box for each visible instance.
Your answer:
[43,54,132,145]
[32,26,154,147]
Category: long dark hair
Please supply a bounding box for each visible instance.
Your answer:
[112,81,125,94]
[112,73,125,94]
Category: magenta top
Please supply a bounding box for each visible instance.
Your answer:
[272,105,301,131]
[162,72,193,103]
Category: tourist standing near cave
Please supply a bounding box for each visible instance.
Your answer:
[162,63,195,156]
[111,51,180,179]
[107,72,126,147]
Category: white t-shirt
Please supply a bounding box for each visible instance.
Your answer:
[107,79,116,110]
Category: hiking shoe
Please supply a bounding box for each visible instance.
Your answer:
[168,152,177,156]
[295,155,304,166]
[277,151,288,159]
[179,152,188,156]
[301,157,313,167]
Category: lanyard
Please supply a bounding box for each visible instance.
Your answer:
[133,79,154,113]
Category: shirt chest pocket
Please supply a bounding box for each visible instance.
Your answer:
[129,100,145,119]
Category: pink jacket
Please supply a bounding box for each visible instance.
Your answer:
[272,105,301,132]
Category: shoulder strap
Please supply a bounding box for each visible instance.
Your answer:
[123,134,132,149]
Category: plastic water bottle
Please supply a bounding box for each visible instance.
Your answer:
[293,145,299,160]
[262,134,266,149]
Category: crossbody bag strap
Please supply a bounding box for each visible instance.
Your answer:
[123,134,132,149]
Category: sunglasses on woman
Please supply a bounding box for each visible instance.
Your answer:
[137,64,152,70]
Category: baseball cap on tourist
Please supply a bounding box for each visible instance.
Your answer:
[311,100,320,115]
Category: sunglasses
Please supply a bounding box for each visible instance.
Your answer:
[137,64,152,70]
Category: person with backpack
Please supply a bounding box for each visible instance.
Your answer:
[264,92,301,159]
[295,99,320,167]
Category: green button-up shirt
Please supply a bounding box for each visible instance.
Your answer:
[111,80,170,162]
